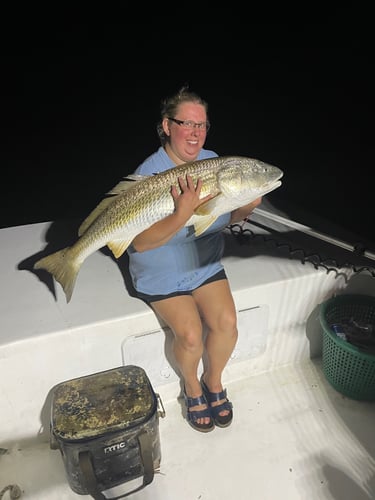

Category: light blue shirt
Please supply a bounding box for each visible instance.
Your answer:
[127,147,231,296]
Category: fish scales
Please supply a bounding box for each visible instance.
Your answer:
[34,156,283,302]
[109,158,222,225]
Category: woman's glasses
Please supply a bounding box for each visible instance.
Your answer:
[168,117,210,131]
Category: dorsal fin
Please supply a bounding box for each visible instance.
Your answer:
[78,176,148,237]
[78,196,117,236]
[107,175,148,195]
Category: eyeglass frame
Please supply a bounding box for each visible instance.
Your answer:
[167,117,210,131]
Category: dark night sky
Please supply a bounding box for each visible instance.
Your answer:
[2,17,373,247]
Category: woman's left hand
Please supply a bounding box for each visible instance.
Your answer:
[230,197,262,224]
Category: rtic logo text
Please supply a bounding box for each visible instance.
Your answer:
[104,442,126,454]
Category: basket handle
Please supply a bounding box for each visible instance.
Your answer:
[79,431,154,500]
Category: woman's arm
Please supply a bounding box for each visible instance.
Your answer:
[229,197,262,225]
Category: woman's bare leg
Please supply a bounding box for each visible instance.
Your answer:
[150,294,210,425]
[193,278,238,416]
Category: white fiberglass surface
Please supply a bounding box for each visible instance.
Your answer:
[1,359,374,500]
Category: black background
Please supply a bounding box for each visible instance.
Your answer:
[2,16,373,246]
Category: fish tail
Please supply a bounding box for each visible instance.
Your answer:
[34,247,81,303]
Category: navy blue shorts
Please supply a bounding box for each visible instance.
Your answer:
[135,269,228,304]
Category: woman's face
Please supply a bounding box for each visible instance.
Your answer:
[162,102,209,165]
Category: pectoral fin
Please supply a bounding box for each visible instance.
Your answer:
[107,239,133,258]
[193,215,218,237]
[194,195,223,216]
[192,195,223,236]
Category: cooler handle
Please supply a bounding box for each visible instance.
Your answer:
[79,431,154,500]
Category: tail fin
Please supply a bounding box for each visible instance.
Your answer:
[34,247,81,303]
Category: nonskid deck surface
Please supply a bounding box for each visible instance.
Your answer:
[1,359,374,500]
[1,205,375,499]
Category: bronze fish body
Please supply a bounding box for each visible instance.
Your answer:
[34,156,283,302]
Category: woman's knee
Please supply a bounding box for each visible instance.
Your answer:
[215,307,237,334]
[174,326,203,352]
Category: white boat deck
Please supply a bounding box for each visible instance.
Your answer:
[2,359,375,500]
[1,204,375,500]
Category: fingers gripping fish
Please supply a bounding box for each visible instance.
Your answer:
[34,156,283,302]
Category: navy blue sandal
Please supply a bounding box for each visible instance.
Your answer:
[183,390,214,433]
[201,377,233,428]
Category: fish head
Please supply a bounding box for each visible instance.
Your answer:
[217,156,283,203]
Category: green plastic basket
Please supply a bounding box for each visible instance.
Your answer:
[319,294,375,401]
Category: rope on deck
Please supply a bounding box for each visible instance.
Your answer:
[228,220,375,281]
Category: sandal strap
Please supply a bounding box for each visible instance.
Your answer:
[201,378,228,403]
[205,388,227,404]
[187,406,212,422]
[185,393,208,407]
[184,392,212,422]
[200,377,233,427]
[210,400,233,419]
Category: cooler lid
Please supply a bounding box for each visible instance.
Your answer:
[51,365,156,441]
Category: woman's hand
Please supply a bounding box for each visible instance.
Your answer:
[132,175,212,252]
[230,197,262,224]
[171,175,212,221]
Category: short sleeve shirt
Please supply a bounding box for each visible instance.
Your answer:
[127,147,231,296]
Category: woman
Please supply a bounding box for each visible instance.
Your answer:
[127,86,261,432]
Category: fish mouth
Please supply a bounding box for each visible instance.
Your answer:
[259,179,283,197]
